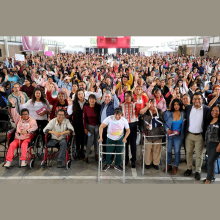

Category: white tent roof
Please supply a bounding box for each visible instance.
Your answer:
[157,46,177,52]
[147,46,159,52]
[60,45,75,54]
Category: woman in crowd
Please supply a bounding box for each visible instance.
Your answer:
[120,91,140,168]
[164,99,185,175]
[46,84,69,119]
[21,88,51,145]
[204,104,220,184]
[140,98,165,170]
[83,94,101,163]
[146,82,167,112]
[68,89,87,159]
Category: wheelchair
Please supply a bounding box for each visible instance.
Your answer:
[33,124,45,159]
[3,128,37,169]
[41,132,73,170]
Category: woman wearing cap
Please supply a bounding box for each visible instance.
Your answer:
[83,94,101,163]
[116,72,133,91]
[58,74,73,92]
[99,108,130,172]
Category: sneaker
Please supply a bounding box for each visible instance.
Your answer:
[4,161,11,168]
[57,161,65,168]
[102,164,110,172]
[114,165,123,172]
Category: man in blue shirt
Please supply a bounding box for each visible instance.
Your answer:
[100,87,120,162]
[198,63,205,75]
[4,70,21,86]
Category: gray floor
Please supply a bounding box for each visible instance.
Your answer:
[0,144,219,184]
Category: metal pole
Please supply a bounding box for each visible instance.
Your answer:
[142,135,145,176]
[98,142,101,183]
[165,135,168,173]
[123,143,125,184]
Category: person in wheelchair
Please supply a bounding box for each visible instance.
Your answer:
[43,109,74,168]
[4,98,38,168]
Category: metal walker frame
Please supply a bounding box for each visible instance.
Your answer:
[98,142,126,183]
[141,134,168,175]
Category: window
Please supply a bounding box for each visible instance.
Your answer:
[11,36,16,42]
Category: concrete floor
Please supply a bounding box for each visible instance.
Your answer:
[0,144,219,184]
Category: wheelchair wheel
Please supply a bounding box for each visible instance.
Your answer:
[29,159,35,169]
[35,135,44,158]
[66,160,71,170]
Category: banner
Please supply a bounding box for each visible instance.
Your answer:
[45,51,53,56]
[15,54,25,61]
[97,36,131,48]
[22,36,43,51]
[203,37,210,52]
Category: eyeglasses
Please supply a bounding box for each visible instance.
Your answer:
[57,114,65,117]
[22,114,29,116]
[125,95,131,98]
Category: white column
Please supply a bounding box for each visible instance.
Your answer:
[4,36,9,57]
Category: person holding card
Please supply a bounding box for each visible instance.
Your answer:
[163,99,185,175]
[20,88,51,145]
[140,98,165,170]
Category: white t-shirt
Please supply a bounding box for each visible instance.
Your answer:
[103,115,129,141]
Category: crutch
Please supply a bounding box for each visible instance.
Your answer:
[18,133,21,167]
[98,141,102,183]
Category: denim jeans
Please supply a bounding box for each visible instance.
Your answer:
[167,135,182,167]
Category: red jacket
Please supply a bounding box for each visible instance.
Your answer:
[46,91,68,119]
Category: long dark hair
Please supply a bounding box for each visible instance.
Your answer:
[84,94,100,115]
[208,104,220,138]
[72,89,85,116]
[31,88,49,106]
[170,98,184,112]
[123,91,135,103]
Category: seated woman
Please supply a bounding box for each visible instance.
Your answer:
[140,98,165,170]
[164,99,185,175]
[4,98,38,168]
[99,108,130,172]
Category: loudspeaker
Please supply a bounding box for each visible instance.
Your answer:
[0,49,2,57]
[200,50,204,56]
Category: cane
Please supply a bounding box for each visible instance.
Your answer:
[18,133,21,167]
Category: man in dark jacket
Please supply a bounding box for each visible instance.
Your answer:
[100,87,120,162]
[184,92,211,180]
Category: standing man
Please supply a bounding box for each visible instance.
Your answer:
[100,86,120,162]
[184,92,211,180]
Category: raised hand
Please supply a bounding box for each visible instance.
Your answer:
[111,85,116,95]
[19,92,25,100]
[9,98,16,106]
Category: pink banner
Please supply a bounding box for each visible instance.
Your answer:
[45,51,53,56]
[22,36,43,51]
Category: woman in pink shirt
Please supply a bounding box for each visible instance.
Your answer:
[4,98,38,168]
[146,82,167,112]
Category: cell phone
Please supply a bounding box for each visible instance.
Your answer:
[88,132,91,136]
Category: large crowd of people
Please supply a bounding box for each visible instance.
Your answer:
[1,52,220,184]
